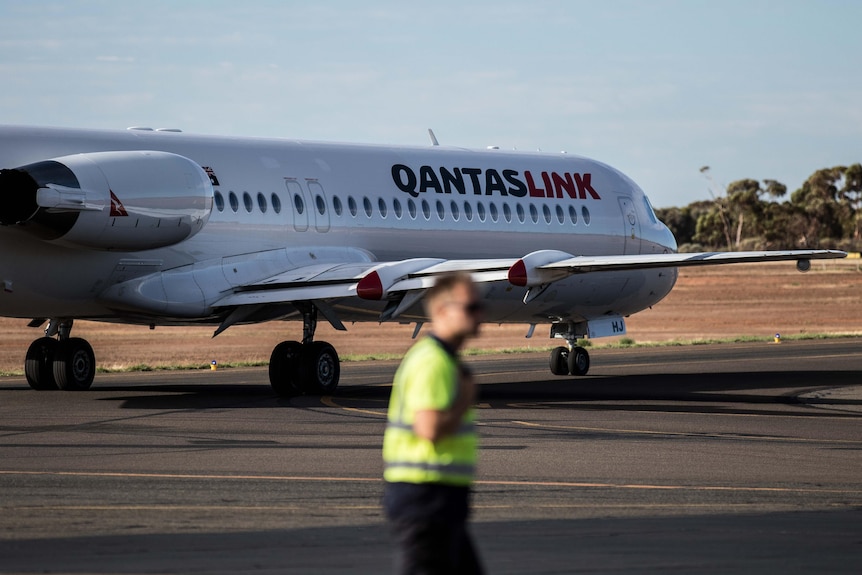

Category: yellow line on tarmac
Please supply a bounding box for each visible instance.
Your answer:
[1,470,860,496]
[510,420,862,444]
[320,396,387,418]
[0,470,380,482]
[9,504,379,511]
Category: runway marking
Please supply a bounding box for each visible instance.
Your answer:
[0,470,380,482]
[8,504,380,511]
[510,420,862,444]
[319,397,860,444]
[2,470,860,496]
[320,396,386,418]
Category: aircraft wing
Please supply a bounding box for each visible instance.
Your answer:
[508,249,847,287]
[212,248,845,330]
[212,257,514,309]
[210,257,515,332]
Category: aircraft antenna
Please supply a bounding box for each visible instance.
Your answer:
[428,129,439,146]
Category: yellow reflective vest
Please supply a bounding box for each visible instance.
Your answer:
[383,337,478,486]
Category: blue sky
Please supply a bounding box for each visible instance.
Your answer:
[1,0,859,207]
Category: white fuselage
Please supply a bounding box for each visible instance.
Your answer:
[0,125,678,330]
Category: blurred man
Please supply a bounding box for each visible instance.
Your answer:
[382,272,484,574]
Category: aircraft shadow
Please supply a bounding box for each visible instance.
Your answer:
[72,369,862,416]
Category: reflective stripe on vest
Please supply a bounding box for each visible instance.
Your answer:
[386,421,476,435]
[384,460,476,477]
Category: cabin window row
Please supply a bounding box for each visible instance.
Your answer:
[213,190,592,226]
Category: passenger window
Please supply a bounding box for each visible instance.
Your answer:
[214,191,224,212]
[408,198,417,219]
[229,192,239,212]
[569,205,578,224]
[348,196,358,217]
[489,203,499,222]
[293,194,304,215]
[393,198,403,219]
[543,204,552,224]
[271,193,281,214]
[581,206,591,225]
[503,203,512,223]
[463,201,473,221]
[436,200,445,221]
[451,200,460,221]
[332,196,343,216]
[363,197,373,217]
[243,192,253,213]
[257,192,267,213]
[516,204,525,223]
[316,195,326,215]
[529,204,538,223]
[378,197,388,218]
[421,199,431,220]
[556,205,565,224]
[477,202,486,222]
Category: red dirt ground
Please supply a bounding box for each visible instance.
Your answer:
[0,260,859,373]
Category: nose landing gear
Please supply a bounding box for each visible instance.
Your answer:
[548,322,591,376]
[549,345,590,376]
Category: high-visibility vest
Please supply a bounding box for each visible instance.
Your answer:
[383,337,477,486]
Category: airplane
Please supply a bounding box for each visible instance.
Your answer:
[0,124,846,395]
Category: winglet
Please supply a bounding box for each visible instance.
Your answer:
[428,129,439,146]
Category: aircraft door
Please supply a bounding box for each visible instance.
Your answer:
[285,179,309,232]
[306,180,331,233]
[618,196,642,254]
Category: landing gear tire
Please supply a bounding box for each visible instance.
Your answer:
[567,346,590,376]
[268,340,341,396]
[549,346,569,376]
[25,337,59,390]
[299,341,340,395]
[52,337,95,391]
[269,340,304,397]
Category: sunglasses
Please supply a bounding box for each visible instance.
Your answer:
[447,300,484,314]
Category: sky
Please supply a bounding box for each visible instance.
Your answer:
[1,0,860,208]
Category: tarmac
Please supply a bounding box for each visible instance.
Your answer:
[0,338,860,573]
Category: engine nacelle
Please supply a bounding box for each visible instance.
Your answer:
[0,150,213,250]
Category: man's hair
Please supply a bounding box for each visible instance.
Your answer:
[424,272,474,313]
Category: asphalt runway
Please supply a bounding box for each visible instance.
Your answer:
[1,338,861,574]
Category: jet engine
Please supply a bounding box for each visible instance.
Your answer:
[0,150,213,250]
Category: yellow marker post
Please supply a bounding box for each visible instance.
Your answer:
[210,360,218,370]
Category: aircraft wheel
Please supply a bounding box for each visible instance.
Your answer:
[549,346,569,376]
[269,340,304,397]
[53,338,96,391]
[567,346,590,376]
[25,337,59,390]
[299,341,340,395]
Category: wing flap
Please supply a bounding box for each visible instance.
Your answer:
[213,258,515,308]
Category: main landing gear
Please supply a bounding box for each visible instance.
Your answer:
[268,305,340,397]
[25,320,96,391]
[547,322,590,376]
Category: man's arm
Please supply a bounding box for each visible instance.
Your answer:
[412,369,476,443]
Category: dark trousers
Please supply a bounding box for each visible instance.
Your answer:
[384,481,484,575]
[389,517,483,575]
